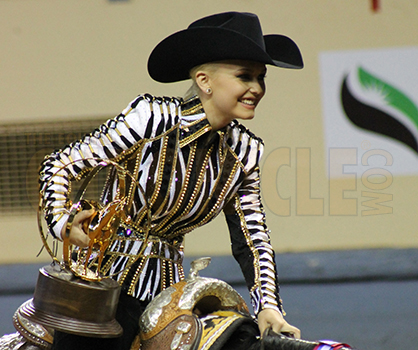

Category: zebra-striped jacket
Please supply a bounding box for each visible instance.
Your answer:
[39,94,283,315]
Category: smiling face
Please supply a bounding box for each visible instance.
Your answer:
[194,60,267,130]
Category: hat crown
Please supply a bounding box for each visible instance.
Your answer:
[188,12,266,50]
[148,11,303,83]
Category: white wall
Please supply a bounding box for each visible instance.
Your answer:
[1,0,418,263]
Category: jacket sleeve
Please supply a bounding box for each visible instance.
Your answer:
[224,139,284,316]
[38,94,179,239]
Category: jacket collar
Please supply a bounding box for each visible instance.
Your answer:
[179,96,212,147]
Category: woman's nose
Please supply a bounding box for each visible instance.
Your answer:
[249,80,265,96]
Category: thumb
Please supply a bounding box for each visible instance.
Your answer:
[70,226,91,247]
[75,208,95,223]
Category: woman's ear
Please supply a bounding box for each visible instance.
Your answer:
[194,71,211,95]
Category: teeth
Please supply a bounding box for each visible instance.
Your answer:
[241,99,255,105]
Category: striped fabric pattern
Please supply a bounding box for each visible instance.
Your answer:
[39,94,283,315]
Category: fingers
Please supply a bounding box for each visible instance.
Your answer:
[257,308,285,336]
[270,319,283,334]
[69,227,90,247]
[62,209,95,247]
[258,318,275,336]
[281,324,301,339]
[257,309,301,339]
[73,208,95,224]
[294,326,301,339]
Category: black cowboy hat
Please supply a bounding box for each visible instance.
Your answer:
[147,11,303,83]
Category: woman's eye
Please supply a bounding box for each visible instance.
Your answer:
[237,74,251,81]
[237,73,266,82]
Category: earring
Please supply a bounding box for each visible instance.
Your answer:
[206,88,212,94]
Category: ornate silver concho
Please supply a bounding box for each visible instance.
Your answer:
[139,257,250,350]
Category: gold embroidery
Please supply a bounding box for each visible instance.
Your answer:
[179,126,212,148]
[224,144,248,175]
[126,147,144,216]
[161,259,166,291]
[264,286,277,295]
[149,99,154,115]
[52,191,68,196]
[152,130,180,218]
[148,136,169,211]
[152,142,197,231]
[106,133,113,143]
[162,145,213,237]
[128,256,146,294]
[174,161,240,236]
[101,252,118,275]
[181,117,208,129]
[181,99,204,116]
[234,193,261,288]
[77,147,85,160]
[178,262,185,281]
[168,260,174,286]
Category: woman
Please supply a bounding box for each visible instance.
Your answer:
[39,11,304,350]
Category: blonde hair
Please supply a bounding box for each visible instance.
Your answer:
[183,80,200,101]
[183,63,218,100]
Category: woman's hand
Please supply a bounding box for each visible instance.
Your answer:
[61,209,95,248]
[257,308,301,339]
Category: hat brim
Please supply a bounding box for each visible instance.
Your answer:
[148,27,303,83]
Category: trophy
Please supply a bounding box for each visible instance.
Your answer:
[16,159,145,338]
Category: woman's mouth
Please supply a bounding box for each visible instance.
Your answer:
[239,99,256,107]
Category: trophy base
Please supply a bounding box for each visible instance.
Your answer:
[18,264,122,338]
